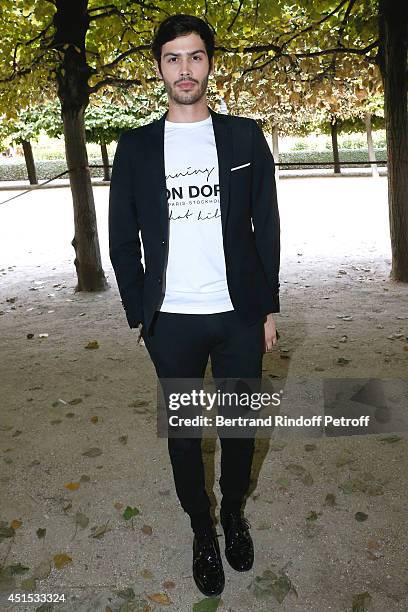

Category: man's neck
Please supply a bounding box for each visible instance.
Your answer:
[166,100,210,123]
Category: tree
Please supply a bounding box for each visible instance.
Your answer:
[0,0,161,291]
[1,0,407,285]
[0,107,46,184]
[377,1,408,282]
[36,90,167,181]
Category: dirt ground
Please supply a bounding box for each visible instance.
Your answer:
[0,176,407,612]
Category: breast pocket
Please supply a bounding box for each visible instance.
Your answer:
[231,162,251,172]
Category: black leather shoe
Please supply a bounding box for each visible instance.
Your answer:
[220,511,254,572]
[193,528,225,597]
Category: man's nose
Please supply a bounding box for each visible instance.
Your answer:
[179,58,192,77]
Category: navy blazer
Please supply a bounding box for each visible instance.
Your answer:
[108,106,280,334]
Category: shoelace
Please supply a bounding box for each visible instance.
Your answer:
[195,532,222,568]
[224,516,252,551]
[224,514,251,533]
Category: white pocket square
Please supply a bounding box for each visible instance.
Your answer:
[231,162,251,171]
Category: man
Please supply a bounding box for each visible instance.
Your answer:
[109,14,280,598]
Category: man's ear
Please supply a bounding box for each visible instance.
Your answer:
[154,59,162,79]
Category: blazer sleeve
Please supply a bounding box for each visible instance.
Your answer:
[250,120,281,313]
[108,131,145,328]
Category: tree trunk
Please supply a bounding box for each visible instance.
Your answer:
[63,107,107,291]
[365,113,378,177]
[100,141,110,181]
[330,117,341,174]
[52,0,107,292]
[21,139,38,185]
[378,1,408,282]
[271,124,279,178]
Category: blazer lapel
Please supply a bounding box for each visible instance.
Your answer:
[209,107,232,237]
[148,106,232,239]
[148,111,168,238]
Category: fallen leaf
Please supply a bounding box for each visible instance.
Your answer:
[352,591,372,611]
[335,448,355,467]
[140,569,154,579]
[123,506,140,520]
[270,441,286,451]
[336,357,351,365]
[302,471,313,486]
[21,577,37,591]
[256,521,271,530]
[162,581,175,590]
[366,484,384,496]
[192,597,221,611]
[68,398,82,405]
[128,400,148,408]
[1,563,29,576]
[90,416,99,424]
[379,435,402,444]
[0,525,15,541]
[117,587,135,600]
[75,512,89,529]
[324,493,336,506]
[118,596,151,612]
[141,524,153,535]
[85,340,99,349]
[53,553,72,569]
[147,592,171,605]
[276,477,290,489]
[10,519,22,530]
[306,510,321,521]
[0,571,16,592]
[285,463,306,477]
[247,568,295,603]
[36,528,46,539]
[304,443,317,452]
[339,479,368,494]
[367,539,383,560]
[64,482,80,491]
[90,522,111,539]
[355,512,368,522]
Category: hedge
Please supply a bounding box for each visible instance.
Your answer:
[0,148,387,181]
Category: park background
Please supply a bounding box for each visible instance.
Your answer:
[0,2,408,612]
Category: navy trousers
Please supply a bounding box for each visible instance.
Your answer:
[142,309,265,533]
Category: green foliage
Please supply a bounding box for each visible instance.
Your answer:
[0,0,382,132]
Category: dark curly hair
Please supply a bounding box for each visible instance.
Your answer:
[152,14,215,73]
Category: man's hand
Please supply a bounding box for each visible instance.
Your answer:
[264,313,279,352]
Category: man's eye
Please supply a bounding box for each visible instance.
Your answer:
[193,55,201,60]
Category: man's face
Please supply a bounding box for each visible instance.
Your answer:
[155,32,213,106]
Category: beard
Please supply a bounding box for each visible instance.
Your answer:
[163,73,209,105]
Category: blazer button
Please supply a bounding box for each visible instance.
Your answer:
[158,278,162,284]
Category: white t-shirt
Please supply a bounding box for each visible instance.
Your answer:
[158,115,234,314]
